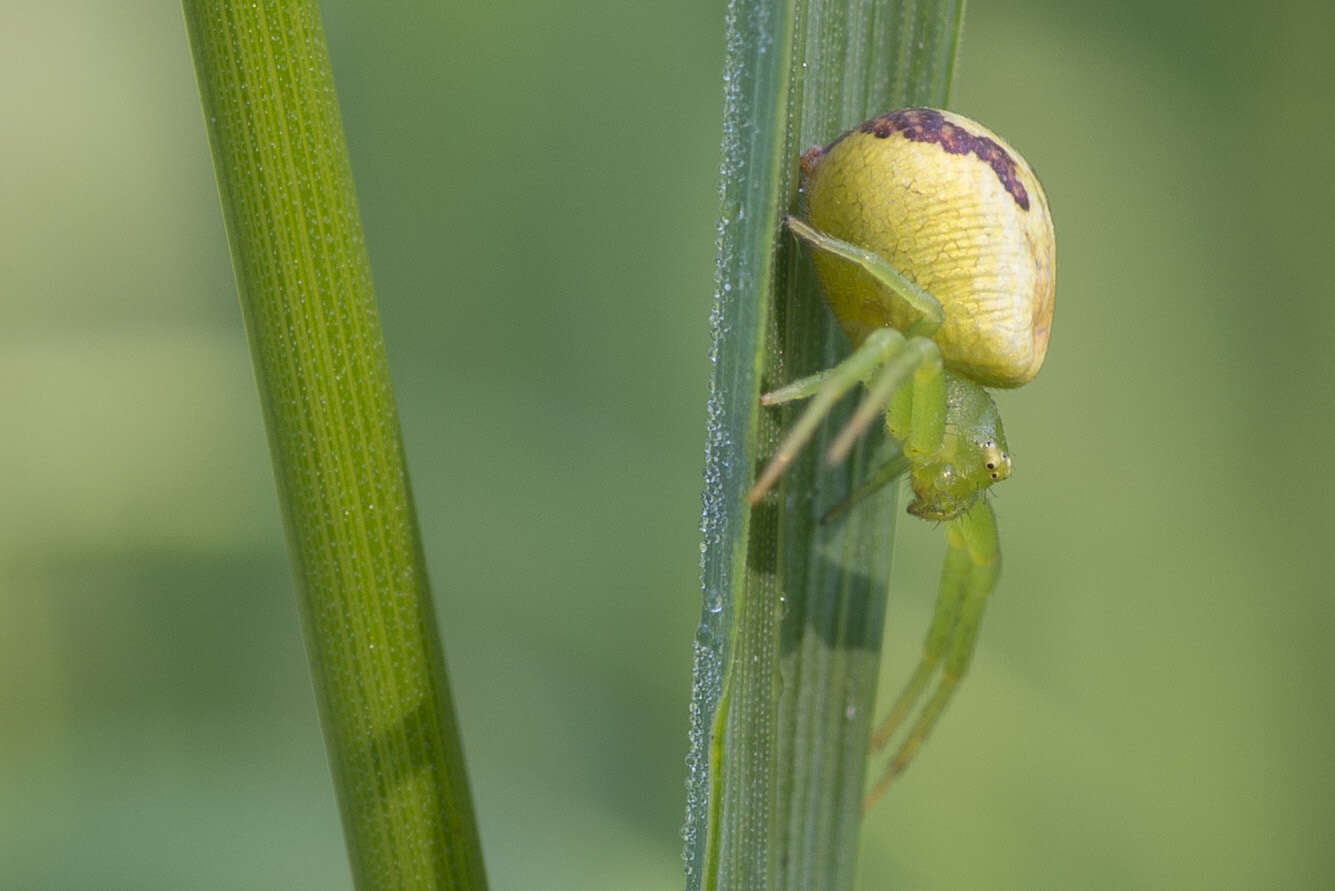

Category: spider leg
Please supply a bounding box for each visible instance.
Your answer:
[786,217,945,336]
[826,337,937,464]
[819,337,944,521]
[748,327,906,503]
[759,365,841,406]
[864,499,1000,810]
[867,535,971,752]
[906,349,945,460]
[820,454,911,524]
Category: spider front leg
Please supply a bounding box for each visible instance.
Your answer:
[864,499,1000,810]
[747,329,940,503]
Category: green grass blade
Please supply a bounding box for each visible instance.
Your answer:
[181,4,486,888]
[686,1,965,889]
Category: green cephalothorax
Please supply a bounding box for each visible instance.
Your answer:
[748,108,1054,811]
[889,370,1011,520]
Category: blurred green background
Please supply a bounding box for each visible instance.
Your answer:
[3,1,1333,888]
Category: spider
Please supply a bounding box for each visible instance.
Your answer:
[746,108,1055,810]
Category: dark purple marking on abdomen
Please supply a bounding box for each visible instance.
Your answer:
[853,108,1031,211]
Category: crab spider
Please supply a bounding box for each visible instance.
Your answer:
[746,109,1055,811]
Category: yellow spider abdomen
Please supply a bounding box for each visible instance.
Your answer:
[802,108,1055,388]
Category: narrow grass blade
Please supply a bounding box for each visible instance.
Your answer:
[686,1,966,889]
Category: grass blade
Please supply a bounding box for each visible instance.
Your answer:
[686,1,965,888]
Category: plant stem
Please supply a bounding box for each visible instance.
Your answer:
[182,4,486,888]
